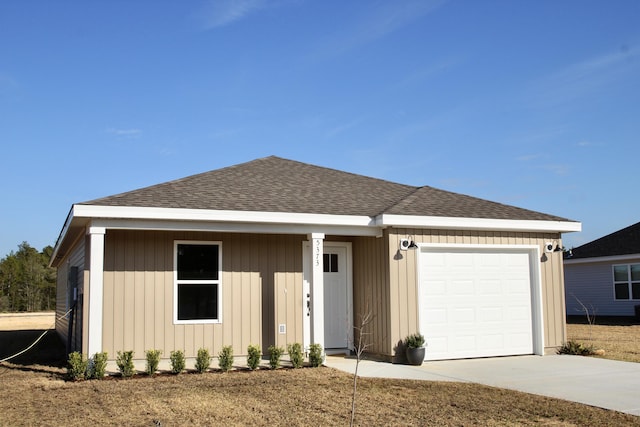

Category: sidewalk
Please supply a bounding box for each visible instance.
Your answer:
[325,354,640,416]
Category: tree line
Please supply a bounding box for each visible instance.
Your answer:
[0,242,56,312]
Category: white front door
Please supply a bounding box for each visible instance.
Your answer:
[323,244,351,349]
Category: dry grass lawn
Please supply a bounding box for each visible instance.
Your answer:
[2,327,640,426]
[566,316,640,363]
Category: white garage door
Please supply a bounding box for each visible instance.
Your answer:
[419,248,535,361]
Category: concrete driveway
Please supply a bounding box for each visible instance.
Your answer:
[325,354,640,416]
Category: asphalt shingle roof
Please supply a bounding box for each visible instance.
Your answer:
[567,221,640,259]
[82,156,572,222]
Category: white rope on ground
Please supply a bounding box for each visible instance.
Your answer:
[0,308,74,363]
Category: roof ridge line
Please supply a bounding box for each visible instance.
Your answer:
[377,185,423,216]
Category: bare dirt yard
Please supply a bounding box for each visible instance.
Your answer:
[0,314,639,426]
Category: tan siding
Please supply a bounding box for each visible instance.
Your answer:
[152,232,165,351]
[101,230,302,361]
[383,228,567,359]
[273,237,303,348]
[143,233,155,352]
[352,235,390,357]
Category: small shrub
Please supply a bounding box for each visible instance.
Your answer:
[218,345,234,372]
[247,344,261,370]
[89,352,108,379]
[170,350,186,374]
[268,345,284,369]
[116,350,135,377]
[404,333,425,349]
[195,348,211,373]
[67,351,88,381]
[288,342,304,368]
[145,349,162,376]
[557,340,595,356]
[309,343,323,367]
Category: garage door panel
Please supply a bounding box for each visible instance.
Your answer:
[425,308,448,325]
[425,279,447,295]
[451,280,474,295]
[478,334,503,350]
[455,307,475,323]
[454,335,476,352]
[479,307,503,322]
[420,249,534,361]
[479,279,502,294]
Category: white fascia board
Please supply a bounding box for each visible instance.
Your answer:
[564,253,640,265]
[376,214,582,233]
[74,205,380,236]
[74,205,373,226]
[49,206,76,267]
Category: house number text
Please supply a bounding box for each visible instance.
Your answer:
[315,239,321,267]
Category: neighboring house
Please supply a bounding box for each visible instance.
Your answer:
[564,221,640,317]
[50,156,580,364]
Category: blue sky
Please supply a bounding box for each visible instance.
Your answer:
[1,0,639,259]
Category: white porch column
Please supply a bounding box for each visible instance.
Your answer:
[87,226,105,356]
[309,233,325,350]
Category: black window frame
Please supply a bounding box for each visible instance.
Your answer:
[174,241,222,323]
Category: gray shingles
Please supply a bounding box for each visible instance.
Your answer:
[567,221,640,259]
[388,186,571,221]
[82,156,573,222]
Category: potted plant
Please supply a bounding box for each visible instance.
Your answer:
[404,333,426,365]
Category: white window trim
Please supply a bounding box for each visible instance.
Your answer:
[173,240,222,324]
[612,263,640,301]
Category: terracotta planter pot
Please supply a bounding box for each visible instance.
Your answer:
[405,347,425,365]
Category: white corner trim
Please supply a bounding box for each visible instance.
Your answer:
[87,227,105,356]
[377,214,582,233]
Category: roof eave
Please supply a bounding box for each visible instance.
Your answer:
[564,253,640,265]
[73,204,376,227]
[49,205,76,267]
[50,205,581,267]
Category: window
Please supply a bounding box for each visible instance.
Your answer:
[323,253,339,273]
[174,242,221,323]
[613,264,640,300]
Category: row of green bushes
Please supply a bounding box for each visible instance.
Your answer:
[67,343,323,381]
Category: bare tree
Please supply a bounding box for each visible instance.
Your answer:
[572,294,597,342]
[350,304,374,427]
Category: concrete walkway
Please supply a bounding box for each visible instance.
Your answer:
[325,354,640,416]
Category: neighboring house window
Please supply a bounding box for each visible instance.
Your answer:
[613,264,640,300]
[174,241,222,323]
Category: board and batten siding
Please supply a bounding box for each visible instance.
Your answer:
[383,228,566,359]
[101,230,304,360]
[55,237,85,351]
[352,234,390,357]
[564,257,640,316]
